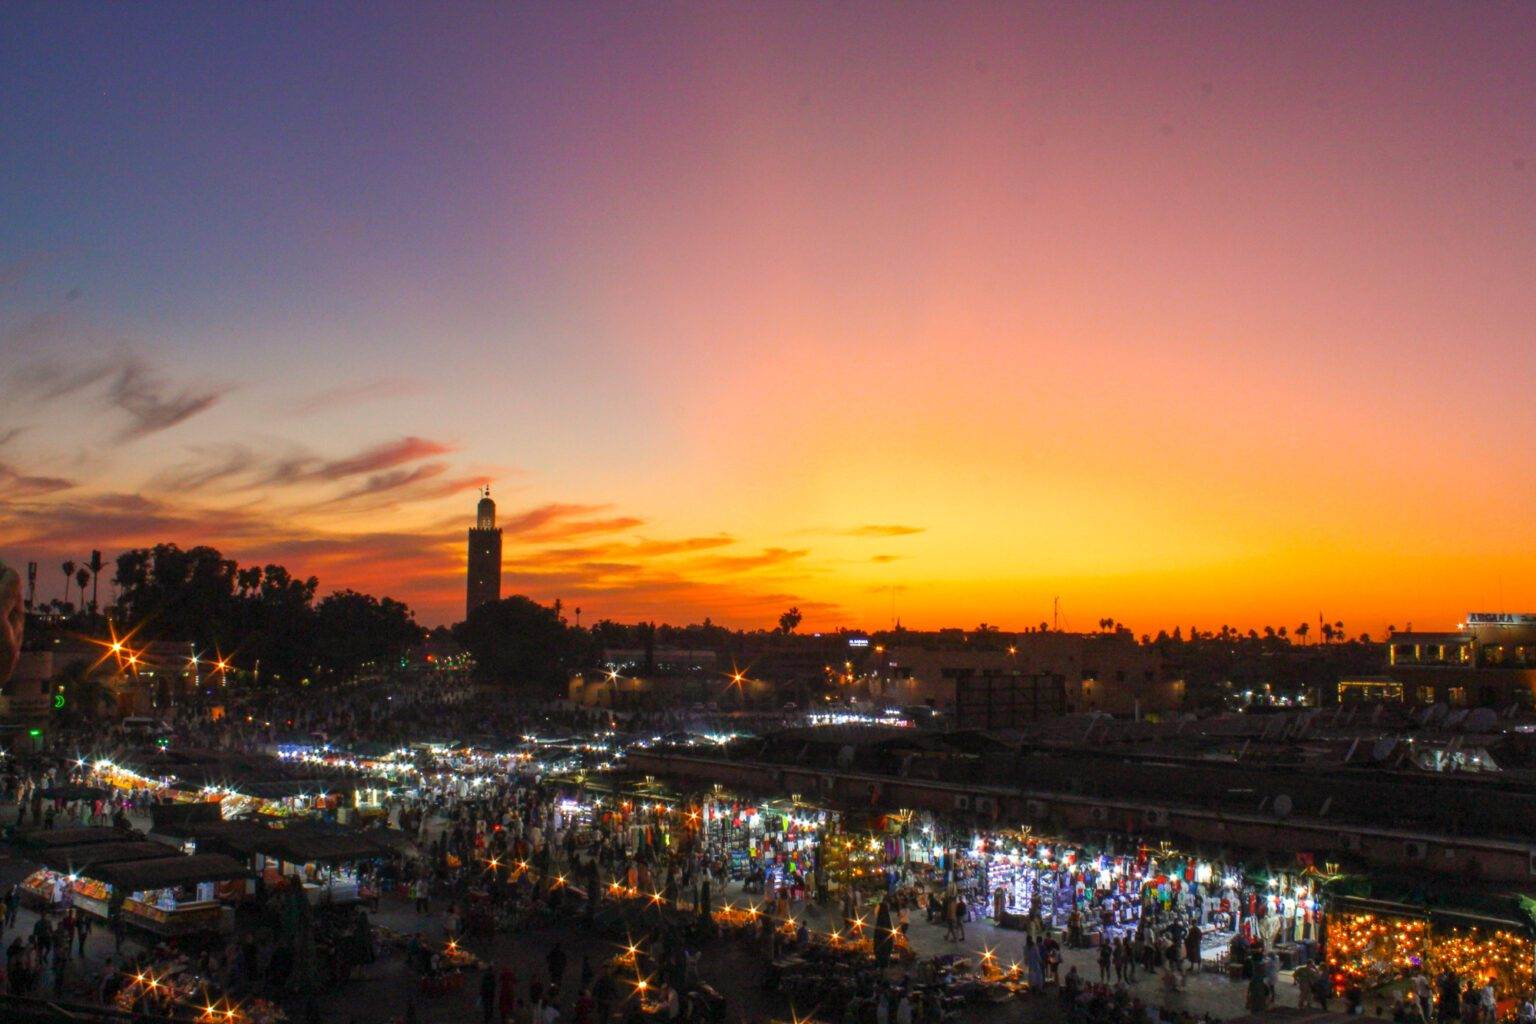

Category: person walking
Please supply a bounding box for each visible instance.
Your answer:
[1098,939,1112,983]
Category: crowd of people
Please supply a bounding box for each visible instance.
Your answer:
[0,639,1530,1023]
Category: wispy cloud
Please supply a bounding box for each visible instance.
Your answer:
[8,339,227,444]
[518,516,646,542]
[500,503,608,534]
[622,535,736,557]
[292,378,425,416]
[496,503,649,542]
[690,547,809,573]
[0,462,75,498]
[109,359,229,441]
[147,445,261,492]
[836,524,925,538]
[310,436,455,481]
[325,462,449,503]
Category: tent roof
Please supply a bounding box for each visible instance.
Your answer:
[261,825,383,864]
[36,842,182,874]
[13,827,130,850]
[91,854,249,890]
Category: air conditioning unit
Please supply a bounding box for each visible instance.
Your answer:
[1144,808,1170,828]
[1405,841,1428,861]
[974,796,996,817]
[954,795,972,812]
[1089,806,1109,824]
[819,775,835,792]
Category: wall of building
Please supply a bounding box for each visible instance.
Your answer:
[1385,666,1536,708]
[567,671,772,709]
[880,633,1173,713]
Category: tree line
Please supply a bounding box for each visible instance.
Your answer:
[38,543,426,686]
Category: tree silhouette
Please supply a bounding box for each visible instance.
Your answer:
[312,590,425,678]
[1295,622,1309,644]
[452,595,573,693]
[61,560,75,608]
[74,567,90,615]
[88,550,103,613]
[778,606,802,635]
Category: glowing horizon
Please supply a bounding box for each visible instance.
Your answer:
[3,4,1534,634]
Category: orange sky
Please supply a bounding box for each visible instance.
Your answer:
[2,4,1534,632]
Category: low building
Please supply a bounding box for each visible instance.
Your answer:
[876,630,1181,715]
[953,671,1067,729]
[1344,613,1536,708]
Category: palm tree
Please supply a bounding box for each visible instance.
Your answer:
[1295,622,1309,644]
[236,566,263,597]
[75,567,90,617]
[61,560,76,607]
[88,550,103,614]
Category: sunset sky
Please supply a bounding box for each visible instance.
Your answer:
[3,3,1535,633]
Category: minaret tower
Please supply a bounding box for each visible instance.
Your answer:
[466,485,502,617]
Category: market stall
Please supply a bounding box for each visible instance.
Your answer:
[696,795,831,890]
[1325,897,1535,1011]
[258,825,384,905]
[22,840,183,915]
[92,854,250,936]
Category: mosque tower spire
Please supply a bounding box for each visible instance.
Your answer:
[466,485,502,617]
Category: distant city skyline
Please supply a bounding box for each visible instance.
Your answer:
[3,3,1535,630]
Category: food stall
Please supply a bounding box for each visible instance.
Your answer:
[22,841,183,916]
[153,816,387,906]
[12,827,145,909]
[92,854,250,936]
[258,825,384,905]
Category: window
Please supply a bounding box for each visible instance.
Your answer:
[1416,686,1435,704]
[1448,687,1468,707]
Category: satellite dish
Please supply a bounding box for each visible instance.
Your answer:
[1372,738,1397,762]
[1273,794,1293,819]
[1463,708,1498,733]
